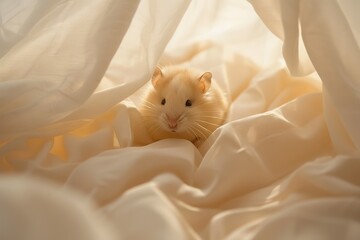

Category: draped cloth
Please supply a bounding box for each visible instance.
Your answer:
[1,0,360,239]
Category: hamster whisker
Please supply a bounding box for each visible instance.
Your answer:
[194,123,212,135]
[197,115,225,120]
[195,119,221,127]
[195,101,216,105]
[186,127,200,141]
[195,110,224,114]
[141,105,159,113]
[193,123,217,143]
[176,114,183,121]
[188,126,205,141]
[140,106,156,113]
[190,124,209,140]
[142,104,161,112]
[141,103,155,109]
[142,100,158,108]
[148,125,161,136]
[141,103,158,111]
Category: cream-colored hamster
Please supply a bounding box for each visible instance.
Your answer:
[139,66,228,146]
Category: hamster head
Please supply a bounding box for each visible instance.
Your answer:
[139,66,227,144]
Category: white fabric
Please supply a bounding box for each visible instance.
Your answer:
[1,0,360,239]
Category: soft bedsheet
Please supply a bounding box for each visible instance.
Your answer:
[1,0,360,239]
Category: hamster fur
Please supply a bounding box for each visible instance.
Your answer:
[139,66,228,146]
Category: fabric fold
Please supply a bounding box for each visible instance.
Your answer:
[1,0,360,239]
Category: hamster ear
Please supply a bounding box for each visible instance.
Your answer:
[151,66,163,88]
[199,72,212,93]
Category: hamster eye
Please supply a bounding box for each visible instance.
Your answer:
[161,98,166,105]
[185,99,192,107]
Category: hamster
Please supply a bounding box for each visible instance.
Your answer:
[138,66,228,146]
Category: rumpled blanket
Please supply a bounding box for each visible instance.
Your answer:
[1,0,360,239]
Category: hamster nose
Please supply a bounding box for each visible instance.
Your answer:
[166,114,178,129]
